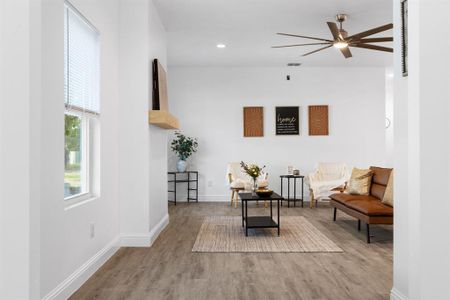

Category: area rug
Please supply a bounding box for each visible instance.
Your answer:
[192,216,343,253]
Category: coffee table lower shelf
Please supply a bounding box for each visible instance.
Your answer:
[245,216,278,228]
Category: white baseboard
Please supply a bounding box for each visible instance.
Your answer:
[197,194,314,202]
[149,213,169,245]
[42,215,170,300]
[42,237,120,300]
[120,213,169,247]
[198,195,228,202]
[391,288,408,300]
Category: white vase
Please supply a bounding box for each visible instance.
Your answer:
[177,159,187,172]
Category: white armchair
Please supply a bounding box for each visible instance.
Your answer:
[307,162,350,208]
[226,162,269,208]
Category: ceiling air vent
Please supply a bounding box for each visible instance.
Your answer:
[287,63,302,67]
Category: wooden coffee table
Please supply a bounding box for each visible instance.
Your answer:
[239,192,284,236]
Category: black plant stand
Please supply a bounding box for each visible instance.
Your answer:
[280,175,304,207]
[168,171,198,205]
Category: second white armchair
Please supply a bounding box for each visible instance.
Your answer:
[307,162,350,208]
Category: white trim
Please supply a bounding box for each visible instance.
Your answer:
[193,194,315,202]
[198,195,229,202]
[42,237,119,300]
[64,195,98,211]
[119,233,151,247]
[391,288,408,300]
[149,214,169,244]
[120,214,169,247]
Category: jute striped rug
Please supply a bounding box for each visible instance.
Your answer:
[192,216,343,253]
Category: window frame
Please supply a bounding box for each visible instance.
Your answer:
[64,1,100,205]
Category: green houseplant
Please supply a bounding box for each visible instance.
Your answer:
[171,132,198,172]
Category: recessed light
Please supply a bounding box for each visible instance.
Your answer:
[216,44,226,49]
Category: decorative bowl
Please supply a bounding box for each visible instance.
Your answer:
[256,189,273,197]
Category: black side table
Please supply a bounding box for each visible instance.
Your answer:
[168,171,199,205]
[280,175,304,207]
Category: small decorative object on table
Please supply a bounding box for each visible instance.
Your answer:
[293,169,300,176]
[256,189,273,197]
[240,161,266,194]
[171,132,198,172]
[287,165,293,175]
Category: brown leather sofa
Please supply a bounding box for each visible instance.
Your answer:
[329,166,393,243]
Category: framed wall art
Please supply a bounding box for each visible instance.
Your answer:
[308,105,329,136]
[275,106,299,135]
[243,106,264,137]
[401,0,408,76]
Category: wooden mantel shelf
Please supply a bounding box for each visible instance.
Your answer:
[148,110,179,129]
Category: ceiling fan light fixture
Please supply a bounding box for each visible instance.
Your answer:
[333,41,348,49]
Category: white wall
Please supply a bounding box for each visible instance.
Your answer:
[40,0,121,298]
[0,1,33,298]
[385,68,394,166]
[118,0,152,243]
[118,0,169,247]
[392,0,450,299]
[391,0,410,299]
[168,67,387,201]
[148,0,169,234]
[0,0,173,298]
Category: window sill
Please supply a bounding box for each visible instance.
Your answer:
[64,194,99,211]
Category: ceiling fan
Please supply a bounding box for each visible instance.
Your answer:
[272,14,393,58]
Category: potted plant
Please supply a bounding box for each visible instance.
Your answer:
[171,132,198,172]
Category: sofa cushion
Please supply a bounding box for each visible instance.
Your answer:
[345,199,393,216]
[369,166,393,200]
[347,168,373,195]
[382,172,394,207]
[330,193,380,205]
[370,166,392,185]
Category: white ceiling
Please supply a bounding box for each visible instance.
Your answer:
[154,0,393,67]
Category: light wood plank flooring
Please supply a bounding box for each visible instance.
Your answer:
[71,202,393,300]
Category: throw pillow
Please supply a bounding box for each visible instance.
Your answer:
[347,168,373,195]
[382,171,394,207]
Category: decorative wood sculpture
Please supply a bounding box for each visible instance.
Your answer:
[309,105,329,136]
[149,59,179,129]
[243,107,264,137]
[152,59,169,111]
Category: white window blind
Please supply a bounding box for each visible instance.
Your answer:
[64,3,100,115]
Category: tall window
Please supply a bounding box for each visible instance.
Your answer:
[64,2,100,201]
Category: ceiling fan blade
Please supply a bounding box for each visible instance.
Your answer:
[355,37,393,43]
[302,44,333,57]
[340,47,352,58]
[351,44,393,52]
[272,42,331,48]
[277,32,333,43]
[327,22,341,40]
[347,23,393,41]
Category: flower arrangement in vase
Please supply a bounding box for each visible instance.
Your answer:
[240,161,266,194]
[171,132,198,172]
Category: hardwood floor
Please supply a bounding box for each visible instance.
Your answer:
[71,202,393,300]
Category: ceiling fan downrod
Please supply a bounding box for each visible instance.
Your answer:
[336,14,348,38]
